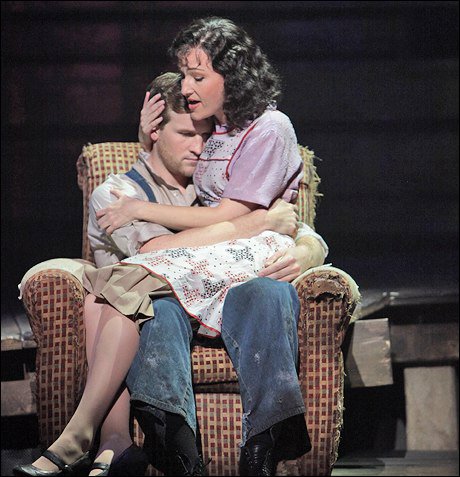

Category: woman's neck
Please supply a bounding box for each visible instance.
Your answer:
[214,111,227,127]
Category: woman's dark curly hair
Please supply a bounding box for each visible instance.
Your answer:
[169,17,281,130]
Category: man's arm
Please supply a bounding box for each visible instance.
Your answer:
[88,174,174,266]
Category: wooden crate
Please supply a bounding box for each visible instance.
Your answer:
[1,313,37,417]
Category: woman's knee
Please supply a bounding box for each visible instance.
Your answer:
[83,293,103,327]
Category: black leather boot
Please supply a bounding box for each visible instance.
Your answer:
[239,425,280,476]
[166,453,210,476]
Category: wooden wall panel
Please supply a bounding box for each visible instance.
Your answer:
[7,65,123,126]
[6,22,122,60]
[301,129,458,198]
[281,60,458,124]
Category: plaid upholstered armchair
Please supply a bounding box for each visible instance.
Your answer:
[21,142,360,476]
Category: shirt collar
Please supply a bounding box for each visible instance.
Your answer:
[214,123,232,134]
[137,157,193,192]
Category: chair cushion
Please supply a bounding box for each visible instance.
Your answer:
[192,345,238,388]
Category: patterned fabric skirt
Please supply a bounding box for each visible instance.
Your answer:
[83,231,295,337]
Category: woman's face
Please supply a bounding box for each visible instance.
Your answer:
[179,47,226,125]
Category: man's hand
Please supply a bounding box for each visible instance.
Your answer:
[138,91,165,152]
[258,247,303,282]
[266,199,299,238]
[259,235,326,282]
[96,190,143,234]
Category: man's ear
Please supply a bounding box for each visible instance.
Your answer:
[150,129,160,143]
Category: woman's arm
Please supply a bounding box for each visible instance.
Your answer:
[138,200,298,253]
[96,191,259,234]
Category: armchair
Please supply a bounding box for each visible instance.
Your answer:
[21,142,360,476]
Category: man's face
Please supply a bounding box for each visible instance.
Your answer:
[156,110,212,180]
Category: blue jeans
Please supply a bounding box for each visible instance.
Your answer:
[126,277,306,447]
[126,297,197,435]
[221,277,305,444]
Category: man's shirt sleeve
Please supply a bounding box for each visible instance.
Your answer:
[295,222,329,259]
[88,174,173,266]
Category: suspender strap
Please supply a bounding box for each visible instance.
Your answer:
[125,168,157,203]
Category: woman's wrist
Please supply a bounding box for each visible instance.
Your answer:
[136,200,155,222]
[253,209,269,232]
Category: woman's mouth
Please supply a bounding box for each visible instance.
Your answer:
[188,100,201,111]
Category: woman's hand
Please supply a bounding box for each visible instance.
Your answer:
[96,190,143,234]
[138,91,165,152]
[266,199,299,238]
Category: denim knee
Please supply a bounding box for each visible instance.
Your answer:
[224,278,300,330]
[149,297,193,339]
[227,277,298,306]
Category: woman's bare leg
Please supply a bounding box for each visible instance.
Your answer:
[84,295,134,475]
[87,387,133,476]
[32,294,139,472]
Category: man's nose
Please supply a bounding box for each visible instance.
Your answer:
[190,136,205,155]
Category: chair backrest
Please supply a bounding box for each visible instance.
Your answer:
[77,142,322,262]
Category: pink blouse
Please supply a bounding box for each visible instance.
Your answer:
[194,108,303,208]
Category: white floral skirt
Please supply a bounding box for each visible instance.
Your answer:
[84,231,294,337]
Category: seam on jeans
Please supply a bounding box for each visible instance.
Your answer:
[130,377,194,418]
[221,327,253,406]
[220,322,239,349]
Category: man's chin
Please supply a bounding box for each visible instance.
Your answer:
[181,166,196,178]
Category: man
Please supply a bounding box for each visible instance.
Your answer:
[89,72,328,476]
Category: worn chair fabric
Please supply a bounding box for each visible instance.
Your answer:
[22,142,360,476]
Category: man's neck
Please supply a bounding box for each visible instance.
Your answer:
[146,152,189,193]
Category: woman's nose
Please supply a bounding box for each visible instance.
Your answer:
[181,77,192,97]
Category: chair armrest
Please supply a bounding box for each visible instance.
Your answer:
[294,265,360,345]
[292,266,360,476]
[21,269,88,447]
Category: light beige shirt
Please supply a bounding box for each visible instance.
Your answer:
[88,153,197,267]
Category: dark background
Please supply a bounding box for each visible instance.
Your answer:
[1,1,458,313]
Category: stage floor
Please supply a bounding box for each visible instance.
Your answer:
[2,449,459,476]
[332,451,459,476]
